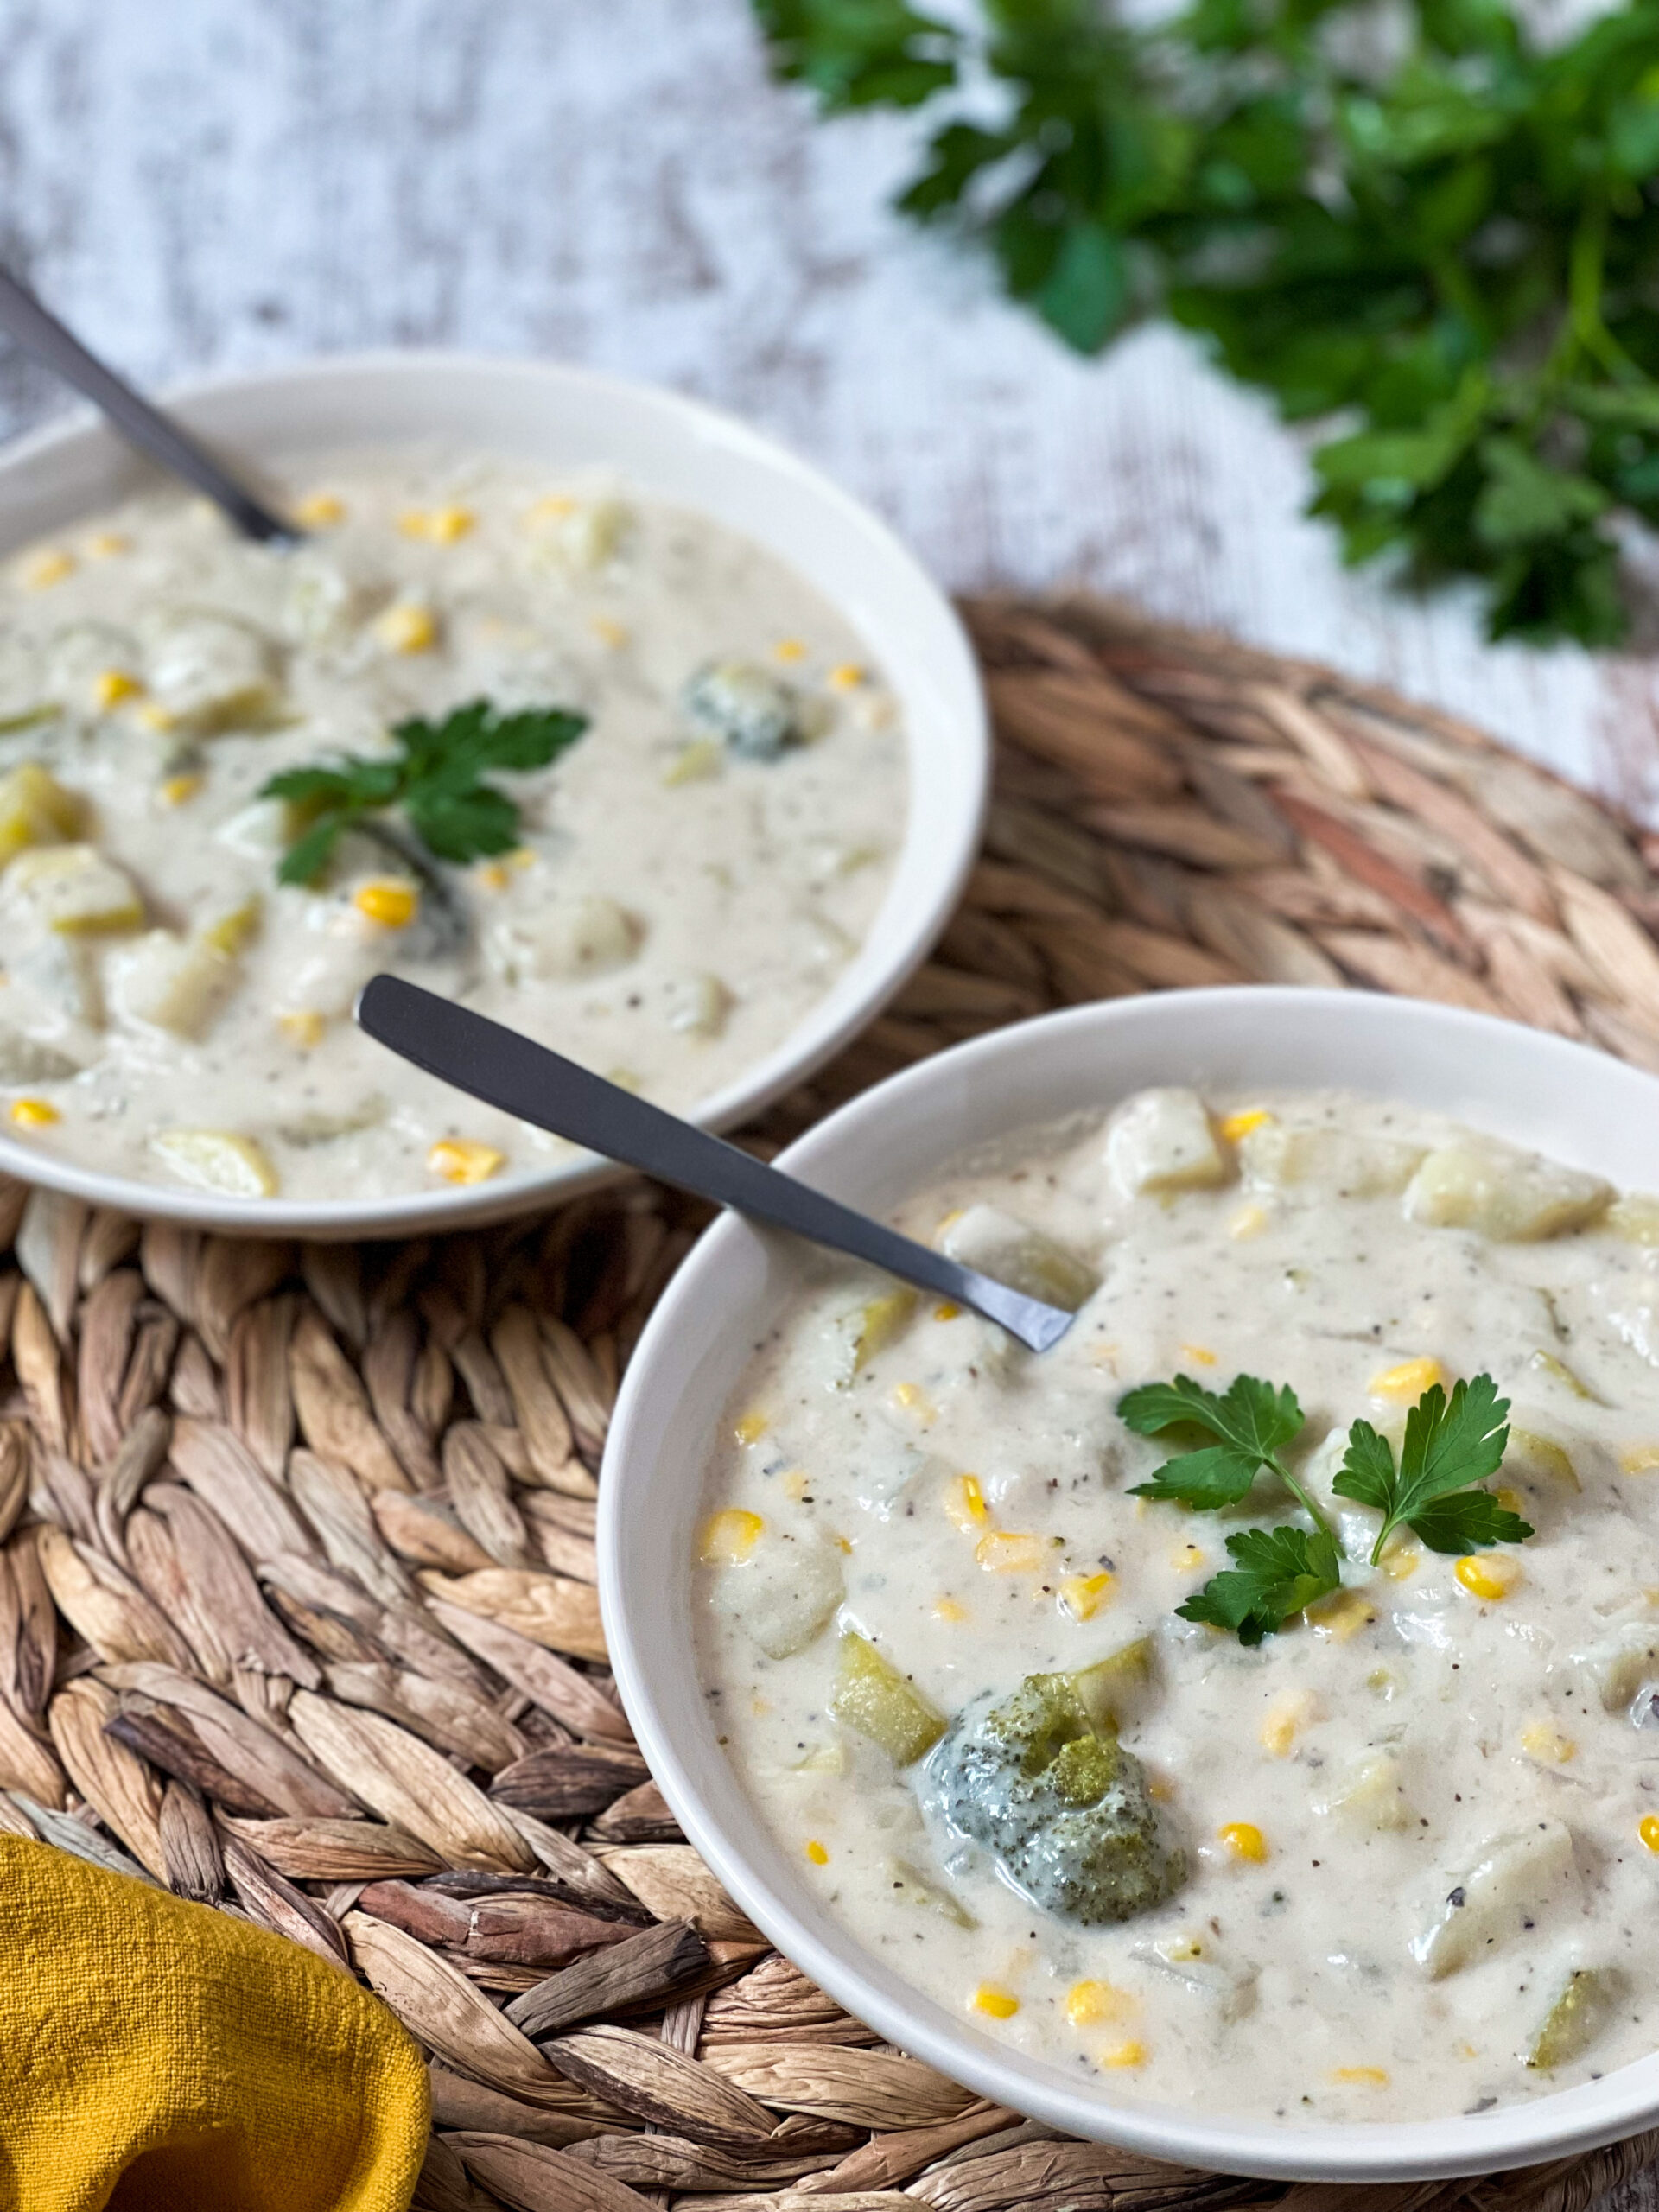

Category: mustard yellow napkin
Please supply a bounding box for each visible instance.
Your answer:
[0,1835,429,2212]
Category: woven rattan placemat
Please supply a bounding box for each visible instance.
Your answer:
[1,597,1656,2212]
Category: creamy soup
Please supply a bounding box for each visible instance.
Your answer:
[696,1087,1659,2126]
[0,453,906,1201]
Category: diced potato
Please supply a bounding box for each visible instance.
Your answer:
[1528,1967,1624,2070]
[940,1204,1097,1312]
[0,761,83,866]
[145,610,280,733]
[1071,1638,1154,1732]
[110,931,238,1039]
[1314,1752,1415,1833]
[1529,1348,1600,1402]
[1571,1621,1659,1713]
[7,934,104,1027]
[276,1097,387,1147]
[852,1430,931,1516]
[1237,1122,1426,1197]
[0,1028,80,1084]
[1131,1930,1258,2020]
[485,895,640,982]
[714,1530,845,1661]
[660,971,730,1037]
[1402,1142,1611,1242]
[1607,1194,1659,1245]
[845,1287,917,1375]
[887,1856,976,1928]
[1410,1820,1574,1979]
[527,496,632,575]
[831,1630,945,1766]
[149,1128,278,1199]
[7,844,143,934]
[200,894,263,956]
[1105,1088,1225,1198]
[217,798,294,856]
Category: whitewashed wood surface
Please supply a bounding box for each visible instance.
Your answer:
[0,1,1655,2200]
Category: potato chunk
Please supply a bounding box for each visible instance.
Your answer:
[1402,1142,1611,1242]
[1105,1088,1224,1198]
[831,1630,945,1765]
[1571,1620,1659,1713]
[0,762,82,866]
[1132,1930,1258,2020]
[7,844,143,934]
[486,895,640,982]
[146,611,279,733]
[941,1204,1097,1312]
[1314,1752,1415,1833]
[1237,1122,1425,1197]
[1528,1967,1624,2070]
[110,931,238,1039]
[714,1531,844,1661]
[149,1129,278,1198]
[1411,1819,1573,1978]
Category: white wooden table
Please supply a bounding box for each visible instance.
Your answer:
[0,0,1653,2198]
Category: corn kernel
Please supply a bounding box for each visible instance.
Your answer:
[734,1409,769,1446]
[137,702,178,733]
[934,1300,961,1321]
[278,1011,327,1050]
[1067,1980,1135,2027]
[375,602,438,654]
[476,862,508,892]
[1456,1554,1522,1601]
[427,1137,505,1185]
[590,616,629,648]
[700,1508,763,1564]
[779,1469,810,1503]
[1332,2067,1390,2087]
[159,772,204,808]
[1306,1588,1376,1642]
[976,1530,1046,1573]
[1370,1357,1444,1401]
[427,504,474,542]
[1218,1821,1268,1862]
[804,1839,829,1866]
[9,1097,59,1128]
[1169,1541,1205,1572]
[1180,1343,1217,1367]
[1059,1572,1115,1622]
[1220,1107,1273,1142]
[1099,2039,1147,2069]
[1621,1445,1659,1475]
[295,493,346,526]
[92,668,143,709]
[828,663,866,690]
[353,880,419,928]
[932,1595,969,1623]
[20,550,74,591]
[86,531,130,557]
[1230,1203,1269,1241]
[773,638,808,663]
[1521,1721,1574,1764]
[524,493,575,525]
[1379,1536,1421,1580]
[944,1474,988,1531]
[1261,1689,1322,1756]
[971,1986,1019,2019]
[1640,1815,1659,1853]
[890,1380,936,1424]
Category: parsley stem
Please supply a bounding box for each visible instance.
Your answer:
[1268,1456,1339,1548]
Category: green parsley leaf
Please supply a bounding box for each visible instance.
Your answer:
[1333,1371,1530,1561]
[1177,1525,1343,1646]
[1121,1371,1329,1530]
[262,699,588,887]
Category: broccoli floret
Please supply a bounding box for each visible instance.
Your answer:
[923,1671,1185,1926]
[682,660,806,760]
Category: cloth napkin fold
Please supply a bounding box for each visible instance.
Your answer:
[0,1834,429,2212]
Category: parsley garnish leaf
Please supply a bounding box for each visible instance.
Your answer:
[262,699,588,886]
[1333,1373,1528,1562]
[1121,1371,1329,1533]
[1177,1525,1343,1648]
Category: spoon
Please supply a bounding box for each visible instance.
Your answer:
[0,267,300,543]
[356,974,1076,1354]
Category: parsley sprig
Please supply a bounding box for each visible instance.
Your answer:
[753,0,1659,645]
[261,698,588,887]
[1119,1365,1530,1642]
[1335,1374,1529,1563]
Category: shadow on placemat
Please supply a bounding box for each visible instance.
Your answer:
[0,599,1656,2212]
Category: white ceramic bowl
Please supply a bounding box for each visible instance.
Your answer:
[601,986,1659,2183]
[0,352,987,1236]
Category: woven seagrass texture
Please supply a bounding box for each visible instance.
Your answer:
[0,597,1656,2212]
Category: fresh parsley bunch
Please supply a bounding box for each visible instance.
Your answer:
[261,699,588,887]
[1120,1366,1526,1642]
[753,0,1659,645]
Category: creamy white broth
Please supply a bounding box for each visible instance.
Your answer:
[695,1087,1659,2126]
[0,451,906,1200]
